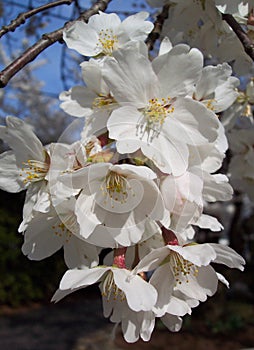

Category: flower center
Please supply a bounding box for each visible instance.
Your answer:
[170,251,199,285]
[138,97,174,142]
[101,171,131,205]
[101,270,125,301]
[52,222,72,243]
[21,154,50,184]
[97,28,118,55]
[205,99,215,111]
[92,93,116,109]
[52,212,79,243]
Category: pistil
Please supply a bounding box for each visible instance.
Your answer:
[101,170,131,206]
[138,97,174,142]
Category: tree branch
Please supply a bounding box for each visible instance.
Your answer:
[145,4,170,51]
[0,0,75,39]
[222,13,254,61]
[0,0,112,88]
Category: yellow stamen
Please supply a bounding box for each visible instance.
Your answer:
[101,271,125,301]
[100,171,132,206]
[170,251,199,285]
[97,28,118,55]
[138,97,174,142]
[52,220,75,243]
[88,151,113,163]
[205,99,215,111]
[21,157,49,184]
[92,93,116,109]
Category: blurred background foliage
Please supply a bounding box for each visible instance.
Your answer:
[0,190,66,306]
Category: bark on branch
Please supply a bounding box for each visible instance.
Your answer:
[0,0,75,39]
[0,0,112,88]
[222,13,254,61]
[146,4,170,51]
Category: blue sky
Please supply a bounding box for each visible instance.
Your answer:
[0,0,153,99]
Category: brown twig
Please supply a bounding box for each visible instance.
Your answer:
[77,0,111,22]
[0,0,112,88]
[222,13,254,61]
[0,0,75,39]
[145,4,170,51]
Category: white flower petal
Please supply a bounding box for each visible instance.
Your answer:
[133,246,170,274]
[110,164,157,180]
[60,162,110,189]
[194,214,223,232]
[81,60,109,95]
[121,311,139,343]
[158,36,173,56]
[76,192,102,238]
[141,134,189,175]
[21,212,65,260]
[59,87,95,117]
[103,44,158,107]
[0,150,25,192]
[51,286,84,303]
[118,11,153,44]
[203,173,233,202]
[217,272,230,288]
[113,268,157,311]
[33,186,50,213]
[161,314,183,332]
[59,266,110,290]
[195,63,233,100]
[85,224,117,248]
[212,77,239,113]
[177,265,218,302]
[63,235,99,269]
[105,213,145,246]
[153,44,203,97]
[18,182,43,232]
[166,295,192,316]
[63,21,99,56]
[149,263,174,317]
[0,116,45,167]
[139,311,155,342]
[170,97,219,145]
[89,11,121,32]
[94,177,144,214]
[210,243,245,270]
[168,244,217,266]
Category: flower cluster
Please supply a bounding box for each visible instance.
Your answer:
[0,9,246,343]
[147,0,253,74]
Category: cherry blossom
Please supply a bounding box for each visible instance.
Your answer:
[63,11,153,60]
[0,4,249,344]
[103,42,219,175]
[60,162,165,247]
